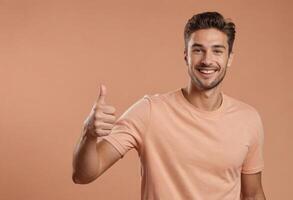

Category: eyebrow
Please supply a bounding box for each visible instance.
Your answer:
[191,43,226,49]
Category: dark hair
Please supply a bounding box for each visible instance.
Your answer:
[184,11,236,55]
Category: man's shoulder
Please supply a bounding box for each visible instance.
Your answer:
[138,88,176,106]
[224,93,262,120]
[143,88,179,102]
[120,90,174,120]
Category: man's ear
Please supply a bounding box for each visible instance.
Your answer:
[227,51,234,67]
[184,49,188,65]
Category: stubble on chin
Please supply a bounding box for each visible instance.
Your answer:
[190,67,227,91]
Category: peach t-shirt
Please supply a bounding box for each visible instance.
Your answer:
[101,87,265,200]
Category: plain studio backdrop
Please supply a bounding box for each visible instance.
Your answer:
[0,0,292,199]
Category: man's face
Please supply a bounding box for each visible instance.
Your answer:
[184,28,233,91]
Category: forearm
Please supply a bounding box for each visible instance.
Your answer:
[72,129,99,184]
[241,193,266,200]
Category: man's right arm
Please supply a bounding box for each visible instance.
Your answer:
[72,84,121,184]
[72,129,121,184]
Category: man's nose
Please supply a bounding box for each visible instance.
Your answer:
[201,52,213,66]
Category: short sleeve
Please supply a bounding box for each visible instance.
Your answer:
[101,95,151,158]
[241,111,265,174]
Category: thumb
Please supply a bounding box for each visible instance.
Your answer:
[97,84,107,105]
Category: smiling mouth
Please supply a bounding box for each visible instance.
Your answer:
[197,68,218,76]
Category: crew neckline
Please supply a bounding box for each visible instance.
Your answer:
[176,87,227,118]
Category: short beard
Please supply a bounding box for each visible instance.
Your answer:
[190,66,227,91]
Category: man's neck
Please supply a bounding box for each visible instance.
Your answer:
[182,84,223,111]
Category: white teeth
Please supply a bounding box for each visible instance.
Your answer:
[199,69,216,74]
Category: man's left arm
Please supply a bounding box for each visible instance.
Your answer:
[241,172,266,200]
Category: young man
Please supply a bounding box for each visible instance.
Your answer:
[72,12,266,200]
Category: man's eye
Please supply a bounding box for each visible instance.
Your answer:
[214,50,223,54]
[193,49,202,52]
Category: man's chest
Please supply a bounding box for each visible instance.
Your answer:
[144,114,250,174]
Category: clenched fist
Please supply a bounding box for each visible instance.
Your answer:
[83,84,117,138]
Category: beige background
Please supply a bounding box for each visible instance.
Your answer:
[0,0,292,199]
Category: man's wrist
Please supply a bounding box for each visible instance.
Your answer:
[81,128,98,142]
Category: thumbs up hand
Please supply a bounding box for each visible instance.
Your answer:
[84,84,117,138]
